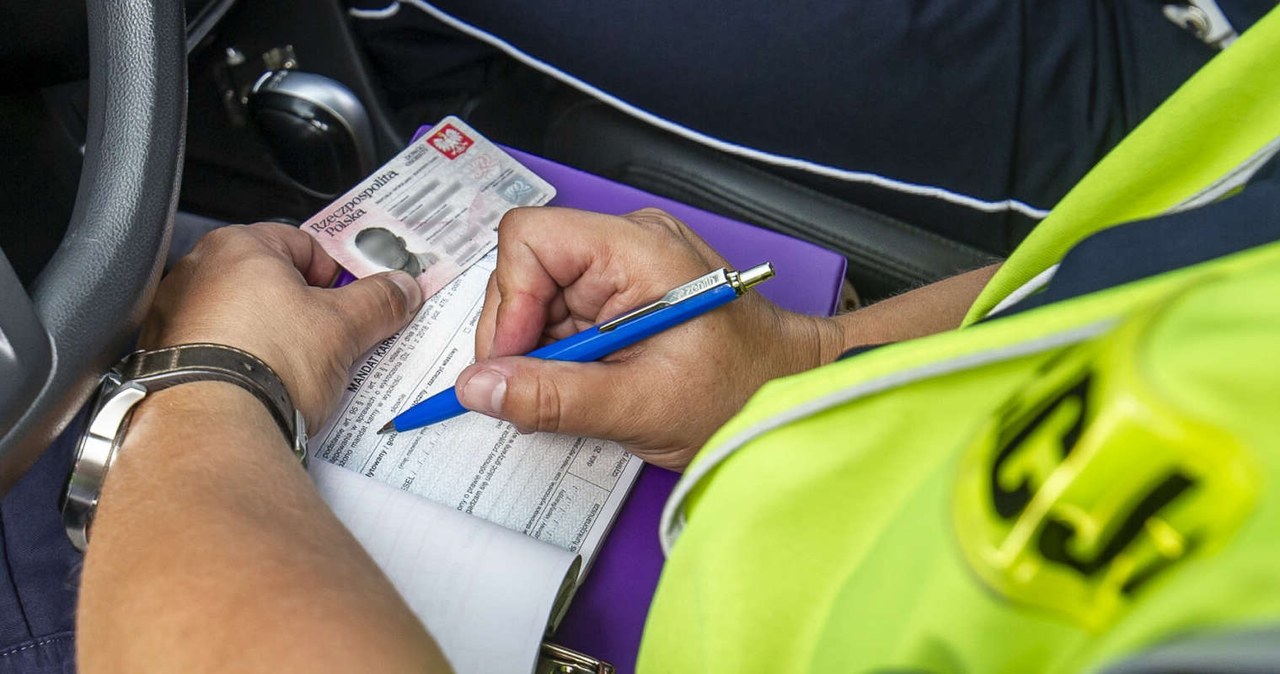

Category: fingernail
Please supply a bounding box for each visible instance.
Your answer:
[387,271,424,311]
[460,369,507,416]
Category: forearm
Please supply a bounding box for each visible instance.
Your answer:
[78,382,449,673]
[825,263,1000,355]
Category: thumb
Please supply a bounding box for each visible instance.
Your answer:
[455,357,632,437]
[327,271,424,353]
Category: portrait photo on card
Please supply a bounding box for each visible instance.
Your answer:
[351,220,439,278]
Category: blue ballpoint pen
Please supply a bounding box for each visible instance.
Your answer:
[376,261,776,435]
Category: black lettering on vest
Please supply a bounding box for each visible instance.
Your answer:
[1036,472,1196,588]
[989,375,1091,519]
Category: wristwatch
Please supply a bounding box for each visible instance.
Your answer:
[61,343,308,551]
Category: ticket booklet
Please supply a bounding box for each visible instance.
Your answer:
[301,120,640,674]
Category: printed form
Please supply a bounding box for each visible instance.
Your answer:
[310,251,643,562]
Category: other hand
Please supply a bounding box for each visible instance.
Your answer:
[139,223,424,429]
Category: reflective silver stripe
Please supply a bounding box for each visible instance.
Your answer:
[659,319,1116,554]
[1101,625,1280,673]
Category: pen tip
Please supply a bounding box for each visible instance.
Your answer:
[376,420,396,435]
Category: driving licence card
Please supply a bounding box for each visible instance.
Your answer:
[301,116,555,299]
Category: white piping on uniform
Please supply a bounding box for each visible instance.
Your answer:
[658,319,1115,554]
[977,134,1280,319]
[354,0,1052,220]
[1174,136,1280,212]
[984,264,1060,318]
[348,3,401,19]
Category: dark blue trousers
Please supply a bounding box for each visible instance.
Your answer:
[0,427,79,673]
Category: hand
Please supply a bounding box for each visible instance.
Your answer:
[139,223,425,429]
[456,207,843,470]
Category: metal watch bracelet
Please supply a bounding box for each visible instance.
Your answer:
[62,343,307,551]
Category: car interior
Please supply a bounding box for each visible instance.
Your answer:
[7,2,1280,672]
[0,0,1019,489]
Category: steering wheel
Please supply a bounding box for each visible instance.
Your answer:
[0,0,186,493]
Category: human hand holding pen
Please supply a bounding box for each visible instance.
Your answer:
[455,207,844,471]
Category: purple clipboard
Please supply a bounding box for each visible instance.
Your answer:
[514,150,844,672]
[347,131,848,671]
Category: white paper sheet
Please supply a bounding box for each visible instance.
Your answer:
[311,460,578,674]
[310,251,643,566]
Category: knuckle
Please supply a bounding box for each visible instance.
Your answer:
[528,375,564,434]
[627,210,698,249]
[497,207,535,238]
[369,275,409,319]
[191,224,253,259]
[627,207,682,233]
[484,274,505,309]
[166,254,200,278]
[629,207,666,219]
[202,224,248,245]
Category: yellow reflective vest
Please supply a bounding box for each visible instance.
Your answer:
[640,6,1280,673]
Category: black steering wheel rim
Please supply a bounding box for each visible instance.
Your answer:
[0,0,186,492]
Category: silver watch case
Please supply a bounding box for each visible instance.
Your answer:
[60,369,308,552]
[62,371,145,552]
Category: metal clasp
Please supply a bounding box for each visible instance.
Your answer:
[536,642,615,674]
[1162,0,1238,49]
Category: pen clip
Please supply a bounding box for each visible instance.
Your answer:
[598,268,730,332]
[596,262,774,333]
